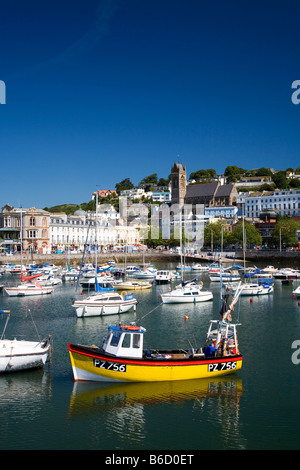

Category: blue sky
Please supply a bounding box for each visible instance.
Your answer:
[1,0,300,209]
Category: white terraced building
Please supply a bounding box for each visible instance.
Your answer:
[238,189,300,218]
[50,208,141,253]
[50,211,115,252]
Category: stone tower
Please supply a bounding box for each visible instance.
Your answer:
[171,162,186,206]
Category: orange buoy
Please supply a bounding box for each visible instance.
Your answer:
[184,315,189,321]
[250,298,253,303]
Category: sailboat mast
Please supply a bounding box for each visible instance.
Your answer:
[180,209,183,282]
[95,190,98,276]
[243,208,246,270]
[20,207,23,267]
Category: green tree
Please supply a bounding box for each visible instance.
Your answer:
[224,165,246,183]
[289,178,300,189]
[228,221,262,248]
[269,217,300,247]
[254,167,273,177]
[115,178,134,194]
[272,171,288,189]
[203,220,229,250]
[157,177,169,186]
[145,230,180,248]
[189,169,216,179]
[139,173,158,186]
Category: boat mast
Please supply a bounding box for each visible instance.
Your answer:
[180,209,183,283]
[95,190,98,277]
[243,207,246,270]
[20,206,23,267]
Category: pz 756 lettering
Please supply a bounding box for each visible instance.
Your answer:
[93,358,126,372]
[208,361,236,372]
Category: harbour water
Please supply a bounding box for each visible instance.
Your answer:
[1,262,300,451]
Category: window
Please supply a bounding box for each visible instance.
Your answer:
[110,331,122,347]
[30,217,36,227]
[28,230,37,238]
[122,334,131,348]
[132,334,140,349]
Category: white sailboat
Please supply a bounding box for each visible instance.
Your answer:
[228,217,273,296]
[160,279,213,304]
[4,273,53,296]
[0,309,52,373]
[161,212,213,304]
[72,291,137,317]
[209,268,241,282]
[229,281,273,296]
[61,267,80,281]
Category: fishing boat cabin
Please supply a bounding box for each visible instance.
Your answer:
[102,324,146,359]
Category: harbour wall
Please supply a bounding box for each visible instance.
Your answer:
[1,250,299,267]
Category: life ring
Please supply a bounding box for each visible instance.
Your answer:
[121,291,127,297]
[121,325,140,331]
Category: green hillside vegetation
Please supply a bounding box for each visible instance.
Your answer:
[43,201,95,215]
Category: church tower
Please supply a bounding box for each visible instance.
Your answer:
[171,162,186,206]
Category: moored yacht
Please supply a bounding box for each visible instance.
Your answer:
[155,270,172,284]
[160,280,213,304]
[72,291,137,317]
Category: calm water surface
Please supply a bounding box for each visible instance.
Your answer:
[1,261,300,450]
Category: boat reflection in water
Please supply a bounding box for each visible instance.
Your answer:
[69,376,243,414]
[68,377,244,448]
[0,371,52,421]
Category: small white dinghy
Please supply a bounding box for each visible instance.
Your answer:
[0,309,52,373]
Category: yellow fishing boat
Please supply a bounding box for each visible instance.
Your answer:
[68,283,244,383]
[68,316,242,382]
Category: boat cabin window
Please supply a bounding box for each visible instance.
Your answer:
[121,333,131,348]
[110,330,122,347]
[109,296,121,301]
[132,333,141,349]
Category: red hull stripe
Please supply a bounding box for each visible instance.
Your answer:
[68,343,242,367]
